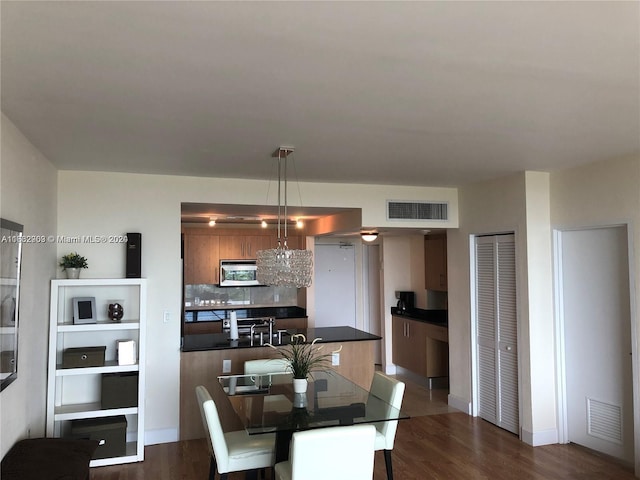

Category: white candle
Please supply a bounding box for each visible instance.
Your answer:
[229,310,239,340]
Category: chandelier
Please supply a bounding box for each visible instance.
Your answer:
[256,147,313,288]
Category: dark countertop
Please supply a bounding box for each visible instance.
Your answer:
[391,307,448,326]
[184,305,306,323]
[182,326,381,352]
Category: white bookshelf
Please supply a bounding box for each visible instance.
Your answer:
[46,278,147,467]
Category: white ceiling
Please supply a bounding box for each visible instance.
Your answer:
[1,1,639,188]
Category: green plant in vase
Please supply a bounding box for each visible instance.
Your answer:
[59,252,88,279]
[266,333,342,393]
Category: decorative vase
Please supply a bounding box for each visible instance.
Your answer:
[108,303,124,322]
[293,377,308,394]
[293,392,307,408]
[66,268,81,279]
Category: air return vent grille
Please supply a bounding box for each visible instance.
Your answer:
[387,201,448,221]
[587,397,622,444]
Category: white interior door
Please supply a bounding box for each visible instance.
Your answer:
[314,243,356,328]
[560,226,633,462]
[475,233,519,434]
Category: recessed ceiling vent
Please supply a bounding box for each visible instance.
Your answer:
[387,201,448,221]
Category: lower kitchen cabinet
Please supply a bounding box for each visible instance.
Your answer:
[392,315,448,378]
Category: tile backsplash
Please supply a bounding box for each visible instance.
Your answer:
[184,284,298,307]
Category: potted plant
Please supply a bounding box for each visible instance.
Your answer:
[266,334,341,393]
[59,252,88,279]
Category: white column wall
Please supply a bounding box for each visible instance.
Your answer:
[448,171,557,444]
[0,114,58,457]
[522,171,556,445]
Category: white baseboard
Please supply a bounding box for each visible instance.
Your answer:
[145,428,179,446]
[384,364,398,375]
[520,427,558,446]
[447,393,472,414]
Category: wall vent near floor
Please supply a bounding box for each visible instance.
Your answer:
[386,201,448,221]
[587,397,623,444]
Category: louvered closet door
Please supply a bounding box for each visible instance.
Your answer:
[475,234,519,434]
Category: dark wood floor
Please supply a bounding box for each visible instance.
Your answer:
[91,375,636,480]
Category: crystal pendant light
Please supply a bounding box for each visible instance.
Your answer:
[256,147,313,288]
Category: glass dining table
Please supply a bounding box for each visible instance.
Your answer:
[217,370,409,462]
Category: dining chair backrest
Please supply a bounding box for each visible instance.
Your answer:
[369,372,405,450]
[288,424,376,480]
[195,385,230,472]
[244,358,290,375]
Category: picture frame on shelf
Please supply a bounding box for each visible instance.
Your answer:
[72,297,96,324]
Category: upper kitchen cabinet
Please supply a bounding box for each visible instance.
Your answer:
[218,234,273,260]
[279,233,305,250]
[183,228,307,285]
[425,232,447,291]
[183,231,219,285]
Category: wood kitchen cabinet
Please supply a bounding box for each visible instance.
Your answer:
[218,234,274,259]
[392,315,448,378]
[423,322,449,378]
[425,233,448,291]
[183,228,306,285]
[183,232,219,284]
[393,316,427,376]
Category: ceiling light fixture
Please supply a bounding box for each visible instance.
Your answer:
[296,218,304,229]
[261,220,268,228]
[208,218,216,227]
[361,231,378,242]
[256,147,313,288]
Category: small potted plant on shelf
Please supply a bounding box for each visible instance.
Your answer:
[59,252,88,279]
[266,333,341,393]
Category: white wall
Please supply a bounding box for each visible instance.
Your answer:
[449,158,640,449]
[0,114,57,457]
[550,155,640,467]
[56,170,457,443]
[448,171,557,444]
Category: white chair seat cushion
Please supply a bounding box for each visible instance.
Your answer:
[274,461,293,480]
[224,431,275,470]
[373,429,388,451]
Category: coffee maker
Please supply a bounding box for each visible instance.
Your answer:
[395,291,415,314]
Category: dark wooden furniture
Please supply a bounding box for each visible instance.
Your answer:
[1,438,98,480]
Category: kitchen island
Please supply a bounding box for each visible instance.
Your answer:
[180,326,381,440]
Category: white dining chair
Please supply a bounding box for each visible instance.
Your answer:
[274,424,376,480]
[369,372,406,480]
[244,358,292,415]
[244,358,290,375]
[195,385,276,480]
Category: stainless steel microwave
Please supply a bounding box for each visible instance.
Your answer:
[219,260,261,286]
